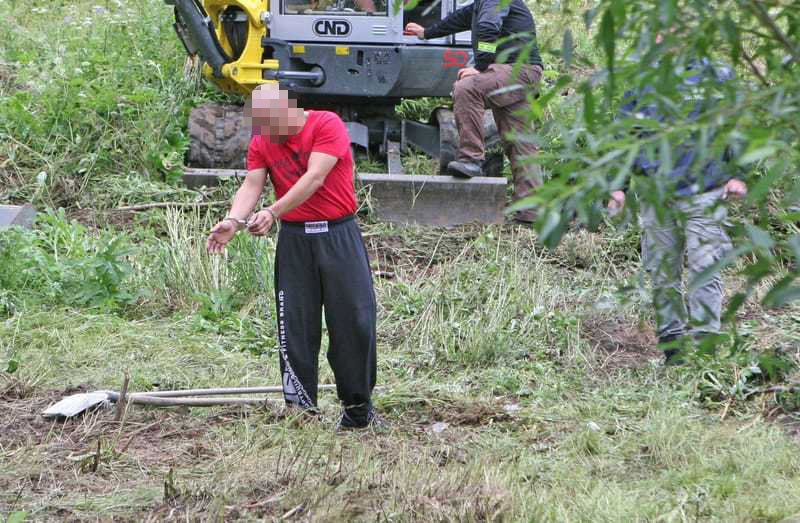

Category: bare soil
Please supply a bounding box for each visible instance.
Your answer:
[580,314,661,371]
[364,226,483,280]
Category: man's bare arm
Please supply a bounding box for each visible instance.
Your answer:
[206,168,268,253]
[229,168,268,219]
[247,152,339,234]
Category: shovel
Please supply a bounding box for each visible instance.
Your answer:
[42,384,336,418]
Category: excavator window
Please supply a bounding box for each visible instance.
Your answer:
[283,0,388,15]
[403,0,441,29]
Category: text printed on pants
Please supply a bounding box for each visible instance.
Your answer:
[305,221,329,234]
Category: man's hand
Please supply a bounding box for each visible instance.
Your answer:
[247,209,276,236]
[457,67,480,80]
[607,190,626,214]
[207,220,237,254]
[723,179,747,200]
[404,22,425,39]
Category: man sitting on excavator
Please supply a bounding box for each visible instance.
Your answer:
[405,0,544,223]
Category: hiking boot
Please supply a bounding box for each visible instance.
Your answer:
[447,160,482,179]
[512,210,538,225]
[663,348,686,366]
[659,334,686,366]
[335,406,387,432]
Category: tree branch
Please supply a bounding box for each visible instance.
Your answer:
[112,201,227,212]
[741,47,770,87]
[747,0,800,63]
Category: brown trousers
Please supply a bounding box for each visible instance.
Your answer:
[452,64,543,221]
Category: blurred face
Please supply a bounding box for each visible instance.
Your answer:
[245,84,305,144]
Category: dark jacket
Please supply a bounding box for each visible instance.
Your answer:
[620,59,738,196]
[423,0,542,72]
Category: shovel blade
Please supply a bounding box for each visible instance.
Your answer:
[42,392,112,418]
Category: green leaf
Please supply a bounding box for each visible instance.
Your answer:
[757,351,794,382]
[721,13,742,64]
[746,160,785,203]
[599,9,616,87]
[562,28,574,69]
[763,274,800,307]
[787,234,800,263]
[538,207,566,249]
[738,146,777,166]
[745,224,775,252]
[8,511,30,523]
[659,0,677,26]
[723,292,748,322]
[579,81,596,127]
[5,358,19,374]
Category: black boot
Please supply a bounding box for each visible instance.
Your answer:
[447,160,482,178]
[659,334,686,366]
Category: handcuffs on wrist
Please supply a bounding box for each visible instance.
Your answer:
[225,208,278,232]
[224,217,249,231]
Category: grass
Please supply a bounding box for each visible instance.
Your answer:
[2,0,800,520]
[2,211,799,520]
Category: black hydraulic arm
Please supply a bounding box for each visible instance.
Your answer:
[167,0,231,77]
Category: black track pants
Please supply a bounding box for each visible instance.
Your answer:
[274,216,377,424]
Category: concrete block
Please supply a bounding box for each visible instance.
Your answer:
[183,168,245,189]
[0,204,37,229]
[182,168,508,227]
[358,174,507,227]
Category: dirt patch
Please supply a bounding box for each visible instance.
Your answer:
[581,314,661,370]
[0,62,20,90]
[431,400,514,426]
[0,373,35,400]
[0,384,98,448]
[68,207,146,232]
[0,388,295,519]
[780,416,800,442]
[0,387,253,468]
[363,226,482,279]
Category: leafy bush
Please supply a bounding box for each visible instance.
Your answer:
[0,209,138,310]
[524,0,800,321]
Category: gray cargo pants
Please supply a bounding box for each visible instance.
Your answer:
[639,187,732,340]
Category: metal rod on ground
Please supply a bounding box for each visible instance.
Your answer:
[42,384,354,417]
[120,396,282,407]
[115,384,336,399]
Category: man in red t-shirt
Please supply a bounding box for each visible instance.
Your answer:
[206,84,378,430]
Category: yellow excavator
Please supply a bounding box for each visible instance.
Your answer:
[167,0,502,175]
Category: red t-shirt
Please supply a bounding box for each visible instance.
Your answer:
[246,111,356,222]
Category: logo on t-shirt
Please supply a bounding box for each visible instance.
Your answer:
[270,150,307,180]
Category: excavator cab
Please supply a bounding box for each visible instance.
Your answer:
[167,0,502,176]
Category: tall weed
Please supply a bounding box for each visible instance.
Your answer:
[397,229,582,367]
[146,208,275,312]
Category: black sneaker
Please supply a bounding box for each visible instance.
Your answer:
[335,407,386,432]
[447,160,482,178]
